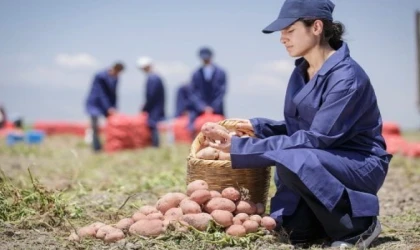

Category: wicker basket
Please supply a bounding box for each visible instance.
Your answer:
[187,119,271,206]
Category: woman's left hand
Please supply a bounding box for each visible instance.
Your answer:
[208,130,232,153]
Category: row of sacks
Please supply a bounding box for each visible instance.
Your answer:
[33,121,89,137]
[105,113,225,152]
[382,122,420,157]
[31,113,225,151]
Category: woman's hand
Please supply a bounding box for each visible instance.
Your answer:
[201,122,229,142]
[234,119,253,136]
[208,131,232,153]
[201,122,232,152]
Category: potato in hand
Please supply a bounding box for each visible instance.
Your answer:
[201,122,229,142]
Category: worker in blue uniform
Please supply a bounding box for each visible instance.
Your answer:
[137,57,166,147]
[85,62,124,152]
[205,0,391,248]
[189,47,227,133]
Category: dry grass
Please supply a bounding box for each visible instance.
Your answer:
[0,133,419,250]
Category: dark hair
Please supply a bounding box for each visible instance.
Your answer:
[113,62,125,71]
[300,19,345,50]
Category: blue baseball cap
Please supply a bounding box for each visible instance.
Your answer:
[262,0,335,34]
[198,47,213,60]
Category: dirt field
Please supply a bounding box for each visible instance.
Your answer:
[0,134,419,250]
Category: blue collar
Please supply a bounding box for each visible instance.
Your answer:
[295,42,350,76]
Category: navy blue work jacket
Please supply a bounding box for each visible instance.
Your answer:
[231,43,391,219]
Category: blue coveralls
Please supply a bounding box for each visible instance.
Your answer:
[230,42,392,242]
[142,73,165,147]
[189,65,227,131]
[85,70,118,151]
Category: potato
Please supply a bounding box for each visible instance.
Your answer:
[190,189,212,205]
[261,216,277,230]
[226,225,247,237]
[180,198,202,214]
[211,210,233,228]
[104,229,125,243]
[197,147,219,160]
[181,213,212,231]
[146,212,164,220]
[234,213,249,223]
[172,192,188,201]
[187,180,209,196]
[89,222,106,232]
[139,205,159,215]
[242,220,259,233]
[77,226,96,238]
[156,193,185,214]
[256,203,265,215]
[129,219,165,237]
[197,135,210,151]
[68,232,80,242]
[221,187,241,202]
[132,212,147,221]
[96,225,116,239]
[235,200,257,215]
[249,215,262,224]
[232,217,243,225]
[209,190,222,198]
[201,122,229,142]
[204,197,236,213]
[115,218,134,230]
[164,207,183,221]
[218,151,231,161]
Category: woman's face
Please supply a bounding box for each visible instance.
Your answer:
[280,20,323,57]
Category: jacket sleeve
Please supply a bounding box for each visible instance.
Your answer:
[96,76,114,112]
[113,79,118,109]
[231,77,365,168]
[250,118,288,139]
[189,72,207,113]
[142,77,161,112]
[210,70,227,109]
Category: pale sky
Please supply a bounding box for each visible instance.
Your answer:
[1,0,420,129]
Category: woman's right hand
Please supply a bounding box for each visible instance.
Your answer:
[234,119,253,136]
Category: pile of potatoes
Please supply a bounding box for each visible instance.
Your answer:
[196,122,250,160]
[69,180,276,243]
